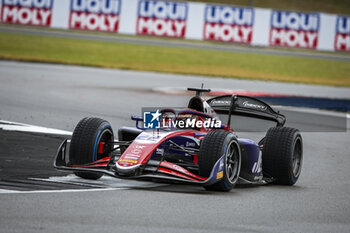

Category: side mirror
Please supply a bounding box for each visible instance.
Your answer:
[131,115,145,130]
[131,115,143,121]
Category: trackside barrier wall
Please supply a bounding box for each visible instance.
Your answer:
[0,0,349,52]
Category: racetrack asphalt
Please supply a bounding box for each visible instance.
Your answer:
[0,61,349,233]
[1,25,350,62]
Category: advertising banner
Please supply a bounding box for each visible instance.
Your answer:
[335,16,350,51]
[203,5,254,44]
[136,0,188,38]
[1,0,53,26]
[0,0,346,52]
[269,11,320,49]
[69,0,121,32]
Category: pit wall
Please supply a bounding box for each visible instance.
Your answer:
[0,0,349,52]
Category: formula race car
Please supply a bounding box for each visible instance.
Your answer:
[54,87,303,191]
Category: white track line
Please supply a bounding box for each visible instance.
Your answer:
[30,175,164,189]
[0,120,71,135]
[0,188,125,194]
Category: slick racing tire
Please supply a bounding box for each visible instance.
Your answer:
[262,127,303,185]
[199,130,241,192]
[70,117,114,180]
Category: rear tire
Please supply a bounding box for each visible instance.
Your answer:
[262,127,303,185]
[199,130,241,192]
[70,117,114,180]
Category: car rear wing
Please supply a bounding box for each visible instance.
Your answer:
[207,95,286,126]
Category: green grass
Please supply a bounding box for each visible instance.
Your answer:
[187,0,350,14]
[4,23,348,57]
[0,32,349,87]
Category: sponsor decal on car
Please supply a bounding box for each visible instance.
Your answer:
[216,171,223,179]
[135,131,169,144]
[335,16,350,51]
[203,5,254,44]
[119,159,138,164]
[269,11,320,49]
[242,101,267,111]
[251,151,262,174]
[219,159,224,170]
[118,144,148,166]
[156,148,164,156]
[160,161,206,180]
[211,100,231,106]
[186,141,195,147]
[1,0,53,26]
[69,0,121,32]
[136,0,188,38]
[122,145,145,160]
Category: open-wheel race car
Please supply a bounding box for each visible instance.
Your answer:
[54,87,303,191]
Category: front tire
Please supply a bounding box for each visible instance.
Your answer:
[199,130,241,192]
[69,117,114,180]
[262,127,303,185]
